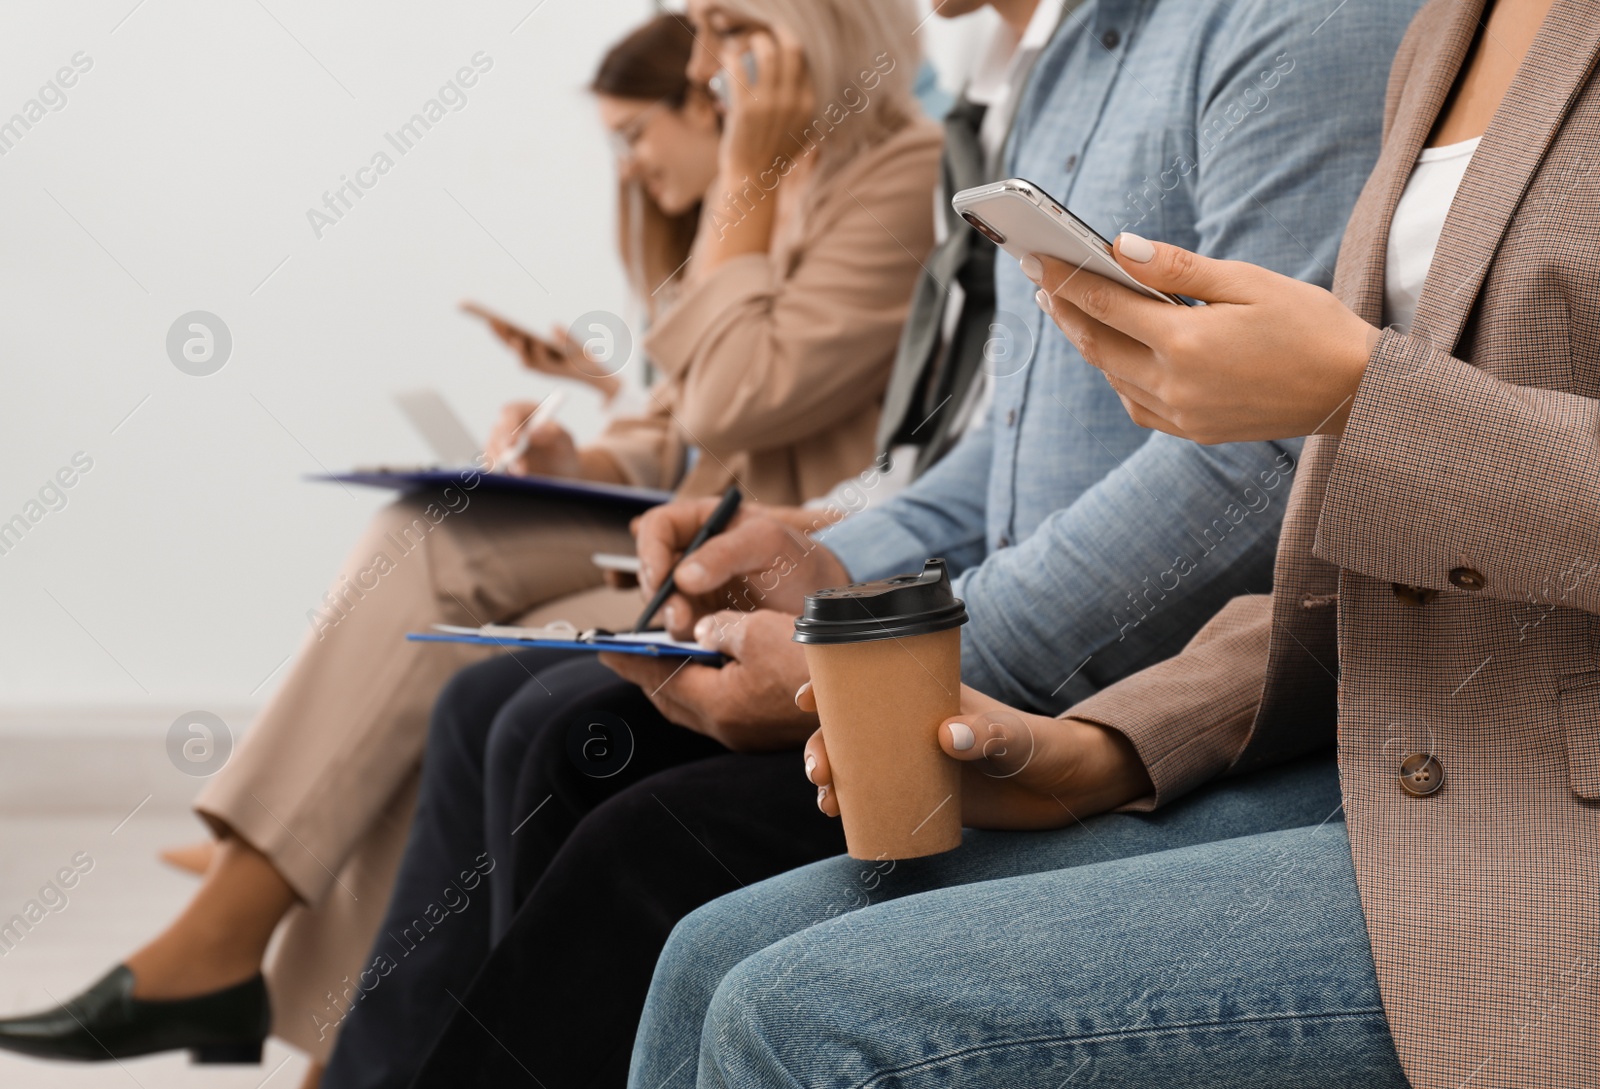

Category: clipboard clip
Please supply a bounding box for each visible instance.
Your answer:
[476,621,618,643]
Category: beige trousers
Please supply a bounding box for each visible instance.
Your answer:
[193,491,639,1060]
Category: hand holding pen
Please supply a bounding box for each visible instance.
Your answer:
[484,392,574,477]
[634,485,743,632]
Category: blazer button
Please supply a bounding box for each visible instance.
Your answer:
[1399,753,1445,796]
[1448,567,1487,591]
[1391,583,1437,606]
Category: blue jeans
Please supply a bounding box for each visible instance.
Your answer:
[632,753,1410,1089]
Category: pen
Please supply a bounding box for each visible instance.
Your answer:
[633,484,743,632]
[494,390,567,474]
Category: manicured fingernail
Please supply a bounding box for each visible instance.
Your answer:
[694,616,714,643]
[1035,288,1052,312]
[804,753,818,782]
[1117,232,1155,263]
[664,604,680,630]
[794,681,812,708]
[679,562,706,585]
[1019,254,1043,281]
[949,721,975,751]
[816,785,830,811]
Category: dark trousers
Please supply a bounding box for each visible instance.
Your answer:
[322,649,844,1089]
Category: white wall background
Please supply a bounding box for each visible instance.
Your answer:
[0,1,992,724]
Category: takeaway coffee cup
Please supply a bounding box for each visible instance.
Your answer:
[793,559,968,860]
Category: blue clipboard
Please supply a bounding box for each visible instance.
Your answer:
[407,629,726,666]
[312,469,672,513]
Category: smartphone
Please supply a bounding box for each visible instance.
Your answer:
[709,51,759,108]
[461,301,539,343]
[460,301,562,362]
[952,179,1189,306]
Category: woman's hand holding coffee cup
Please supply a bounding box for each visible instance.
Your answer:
[801,685,1154,831]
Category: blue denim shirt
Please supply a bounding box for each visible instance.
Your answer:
[824,0,1419,713]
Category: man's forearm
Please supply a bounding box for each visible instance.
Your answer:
[954,434,1296,716]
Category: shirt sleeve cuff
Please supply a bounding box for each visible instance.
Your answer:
[819,508,939,583]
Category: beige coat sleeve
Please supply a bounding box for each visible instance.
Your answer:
[635,124,942,458]
[1065,593,1274,810]
[589,398,684,492]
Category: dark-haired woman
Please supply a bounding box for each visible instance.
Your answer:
[464,11,721,411]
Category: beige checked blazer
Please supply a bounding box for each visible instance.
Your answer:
[1067,1,1600,1084]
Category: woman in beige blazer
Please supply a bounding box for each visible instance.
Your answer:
[632,0,1597,1085]
[0,4,939,1082]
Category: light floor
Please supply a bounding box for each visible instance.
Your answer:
[0,810,311,1089]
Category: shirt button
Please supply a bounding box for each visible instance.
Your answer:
[1101,28,1121,50]
[1064,154,1078,172]
[1391,583,1437,606]
[1399,753,1445,796]
[1448,567,1487,591]
[1006,408,1017,427]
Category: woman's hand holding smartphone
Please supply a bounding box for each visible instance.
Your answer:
[711,29,813,181]
[951,180,1188,306]
[708,51,757,111]
[693,27,815,275]
[459,302,622,402]
[1026,239,1379,444]
[952,181,1377,442]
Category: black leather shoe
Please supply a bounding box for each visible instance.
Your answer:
[0,966,269,1064]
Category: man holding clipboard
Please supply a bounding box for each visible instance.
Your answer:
[407,485,742,663]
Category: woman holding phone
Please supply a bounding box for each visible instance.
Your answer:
[0,8,939,1087]
[632,0,1598,1085]
[459,14,725,438]
[462,9,720,460]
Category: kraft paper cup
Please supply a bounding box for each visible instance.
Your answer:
[794,559,968,860]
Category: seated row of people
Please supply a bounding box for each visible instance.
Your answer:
[1,0,1591,1086]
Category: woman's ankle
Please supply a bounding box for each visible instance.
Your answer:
[123,936,263,999]
[122,831,296,999]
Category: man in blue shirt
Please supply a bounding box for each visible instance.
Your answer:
[618,0,1409,724]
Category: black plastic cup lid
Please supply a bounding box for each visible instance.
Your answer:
[792,559,968,645]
